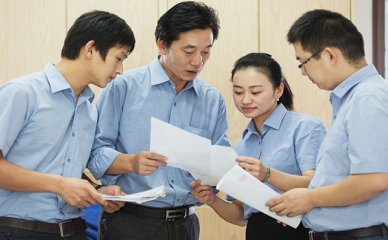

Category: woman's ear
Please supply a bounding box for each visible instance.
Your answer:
[276,83,284,100]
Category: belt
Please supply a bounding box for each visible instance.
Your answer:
[121,203,195,222]
[309,224,388,240]
[0,217,86,237]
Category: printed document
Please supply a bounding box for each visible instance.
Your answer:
[216,165,302,228]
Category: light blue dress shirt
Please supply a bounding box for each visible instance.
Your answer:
[88,57,229,207]
[234,104,326,219]
[0,63,97,223]
[304,65,388,232]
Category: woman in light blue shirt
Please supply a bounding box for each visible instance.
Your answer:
[192,53,326,240]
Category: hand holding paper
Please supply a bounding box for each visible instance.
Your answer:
[101,185,166,204]
[97,185,125,213]
[216,165,302,228]
[130,151,167,176]
[191,179,217,205]
[266,187,314,217]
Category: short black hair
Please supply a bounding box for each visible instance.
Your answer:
[61,10,136,60]
[287,9,364,63]
[231,53,294,110]
[155,1,220,48]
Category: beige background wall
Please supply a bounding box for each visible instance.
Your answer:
[0,1,352,239]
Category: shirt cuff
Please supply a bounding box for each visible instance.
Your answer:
[88,148,121,180]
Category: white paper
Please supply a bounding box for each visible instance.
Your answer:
[101,185,166,204]
[150,117,236,185]
[216,165,302,229]
[150,117,211,173]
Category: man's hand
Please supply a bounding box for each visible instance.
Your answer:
[56,177,107,209]
[266,188,313,217]
[131,151,167,176]
[191,179,216,205]
[97,185,125,213]
[236,156,266,181]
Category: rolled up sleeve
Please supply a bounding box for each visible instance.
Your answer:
[88,79,127,180]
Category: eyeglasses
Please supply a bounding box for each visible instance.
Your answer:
[297,49,323,69]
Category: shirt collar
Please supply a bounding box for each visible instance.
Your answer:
[242,120,258,139]
[242,103,287,138]
[43,63,94,102]
[263,103,287,130]
[149,57,199,95]
[331,64,379,100]
[44,63,72,94]
[78,86,95,103]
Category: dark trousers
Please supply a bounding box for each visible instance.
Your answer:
[99,210,200,240]
[246,212,309,240]
[0,226,86,240]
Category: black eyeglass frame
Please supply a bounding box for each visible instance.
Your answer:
[297,49,323,69]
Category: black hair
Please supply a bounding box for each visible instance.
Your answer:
[287,9,364,63]
[231,53,294,110]
[155,1,219,48]
[61,10,136,60]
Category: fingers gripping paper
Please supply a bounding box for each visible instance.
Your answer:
[216,165,302,228]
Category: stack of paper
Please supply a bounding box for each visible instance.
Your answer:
[216,165,302,228]
[150,117,237,185]
[101,185,166,204]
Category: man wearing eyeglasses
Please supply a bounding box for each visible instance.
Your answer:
[266,9,388,240]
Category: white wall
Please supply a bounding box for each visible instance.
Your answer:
[352,0,373,64]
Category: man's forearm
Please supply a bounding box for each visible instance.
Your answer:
[105,153,134,174]
[0,157,62,194]
[310,173,388,208]
[268,169,314,192]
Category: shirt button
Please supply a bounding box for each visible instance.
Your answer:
[173,102,176,106]
[177,199,181,201]
[72,132,75,137]
[171,179,175,183]
[67,158,71,162]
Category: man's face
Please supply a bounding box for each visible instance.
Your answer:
[158,28,213,90]
[294,42,336,90]
[90,45,129,88]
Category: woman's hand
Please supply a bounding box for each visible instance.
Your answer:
[236,156,267,181]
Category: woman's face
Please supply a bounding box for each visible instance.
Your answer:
[232,67,283,120]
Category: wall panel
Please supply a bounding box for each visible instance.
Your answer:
[0,0,65,83]
[259,0,351,127]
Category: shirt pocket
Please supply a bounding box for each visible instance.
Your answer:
[189,99,211,131]
[186,126,211,140]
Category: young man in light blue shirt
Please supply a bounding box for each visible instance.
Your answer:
[267,9,388,240]
[88,2,229,240]
[0,11,135,239]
